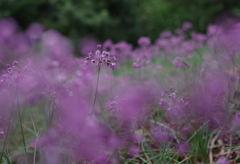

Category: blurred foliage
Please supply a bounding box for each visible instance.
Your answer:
[142,0,240,40]
[0,0,145,45]
[1,0,240,45]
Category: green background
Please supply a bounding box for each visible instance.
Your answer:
[1,0,240,45]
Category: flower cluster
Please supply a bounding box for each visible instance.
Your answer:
[84,45,117,69]
[1,60,21,86]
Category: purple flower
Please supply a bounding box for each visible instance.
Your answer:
[12,60,18,66]
[234,113,240,126]
[207,25,223,37]
[175,28,184,35]
[216,156,230,164]
[182,21,192,30]
[8,32,31,55]
[114,84,156,126]
[158,99,166,107]
[25,22,45,41]
[132,62,142,68]
[173,57,189,68]
[102,39,113,51]
[78,35,100,55]
[132,132,144,143]
[193,33,206,42]
[160,30,172,38]
[128,145,140,156]
[168,92,176,99]
[112,41,132,59]
[0,17,18,38]
[184,74,231,129]
[33,94,120,163]
[152,126,174,142]
[181,126,190,138]
[85,46,117,69]
[107,99,118,112]
[138,36,151,47]
[176,142,190,154]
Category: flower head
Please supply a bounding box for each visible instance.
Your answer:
[85,46,117,69]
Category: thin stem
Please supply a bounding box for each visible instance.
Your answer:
[46,93,60,129]
[49,96,57,127]
[33,133,39,164]
[91,65,100,117]
[17,94,28,159]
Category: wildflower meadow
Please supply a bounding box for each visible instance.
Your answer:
[1,17,240,164]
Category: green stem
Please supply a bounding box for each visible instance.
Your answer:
[17,94,28,160]
[91,65,100,117]
[49,96,56,127]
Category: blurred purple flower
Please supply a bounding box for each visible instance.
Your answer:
[102,39,113,51]
[175,28,184,35]
[158,98,166,107]
[132,62,142,68]
[25,22,45,41]
[207,24,223,37]
[34,94,120,163]
[234,113,240,126]
[185,74,231,129]
[160,30,172,38]
[41,29,73,62]
[0,17,18,38]
[156,38,169,48]
[115,85,156,125]
[176,142,190,154]
[111,41,132,60]
[132,132,144,143]
[8,32,31,55]
[191,32,206,42]
[182,21,192,30]
[128,145,140,156]
[216,156,230,164]
[181,126,190,138]
[79,35,100,55]
[173,57,189,68]
[152,126,174,142]
[138,36,151,47]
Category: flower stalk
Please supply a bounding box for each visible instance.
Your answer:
[91,65,100,117]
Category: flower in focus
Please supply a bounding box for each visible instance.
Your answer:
[84,45,117,69]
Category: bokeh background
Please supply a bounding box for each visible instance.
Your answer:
[1,0,240,46]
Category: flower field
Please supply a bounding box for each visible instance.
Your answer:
[0,18,240,164]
